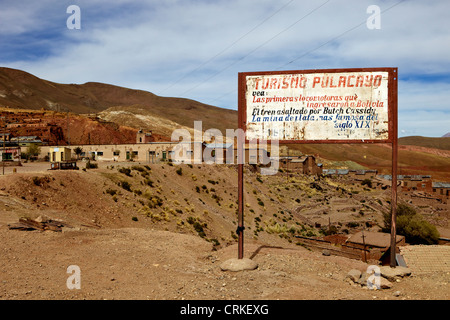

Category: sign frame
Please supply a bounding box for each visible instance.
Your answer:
[237,67,398,267]
[238,67,397,145]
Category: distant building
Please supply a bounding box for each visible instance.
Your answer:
[432,182,450,203]
[204,142,233,164]
[376,175,449,201]
[136,129,153,144]
[323,169,349,176]
[11,136,43,148]
[400,245,450,273]
[279,155,323,175]
[349,169,378,179]
[233,145,271,165]
[49,147,77,170]
[346,231,405,262]
[399,175,433,192]
[39,142,182,164]
[0,133,11,142]
[49,147,72,162]
[0,146,21,162]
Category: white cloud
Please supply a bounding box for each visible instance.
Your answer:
[2,0,449,136]
[399,110,449,137]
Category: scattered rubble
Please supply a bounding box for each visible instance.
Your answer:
[379,266,412,282]
[220,258,258,272]
[345,266,412,290]
[8,216,69,232]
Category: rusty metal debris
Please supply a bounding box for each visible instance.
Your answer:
[8,216,69,232]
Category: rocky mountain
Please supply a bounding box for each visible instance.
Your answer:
[0,67,237,137]
[1,67,449,180]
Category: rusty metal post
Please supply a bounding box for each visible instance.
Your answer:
[238,162,244,259]
[390,69,398,268]
[390,137,398,267]
[237,73,245,259]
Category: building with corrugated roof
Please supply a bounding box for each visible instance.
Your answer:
[432,182,450,203]
[279,155,323,175]
[346,231,405,262]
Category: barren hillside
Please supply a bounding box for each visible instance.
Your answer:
[0,107,140,145]
[0,67,237,137]
[287,142,450,181]
[0,162,448,300]
[1,67,449,182]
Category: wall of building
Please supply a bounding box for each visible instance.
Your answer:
[0,147,21,162]
[49,147,71,162]
[279,156,322,175]
[38,143,182,163]
[36,142,210,163]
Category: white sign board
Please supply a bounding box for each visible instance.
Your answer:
[242,69,395,142]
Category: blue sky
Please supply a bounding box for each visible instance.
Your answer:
[1,0,449,137]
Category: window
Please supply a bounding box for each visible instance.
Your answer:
[97,151,103,156]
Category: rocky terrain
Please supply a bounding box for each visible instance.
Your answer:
[0,161,448,301]
[0,66,448,302]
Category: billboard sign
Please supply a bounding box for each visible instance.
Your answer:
[239,68,397,143]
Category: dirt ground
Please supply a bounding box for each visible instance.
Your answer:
[0,162,449,301]
[1,227,449,301]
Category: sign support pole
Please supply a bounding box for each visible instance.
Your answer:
[237,68,398,263]
[238,162,244,259]
[237,74,245,259]
[390,70,398,268]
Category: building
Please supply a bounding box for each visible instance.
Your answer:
[0,133,11,142]
[232,145,271,165]
[399,245,450,274]
[346,231,405,262]
[279,155,323,175]
[432,182,450,203]
[0,133,21,163]
[48,147,78,170]
[39,142,183,163]
[0,146,21,162]
[49,147,72,162]
[204,143,233,164]
[349,169,379,179]
[399,175,433,192]
[323,169,350,176]
[10,136,43,148]
[136,130,153,144]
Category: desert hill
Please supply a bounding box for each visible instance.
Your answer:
[399,136,450,151]
[0,162,448,300]
[1,67,448,180]
[0,107,141,145]
[287,141,450,181]
[0,67,237,137]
